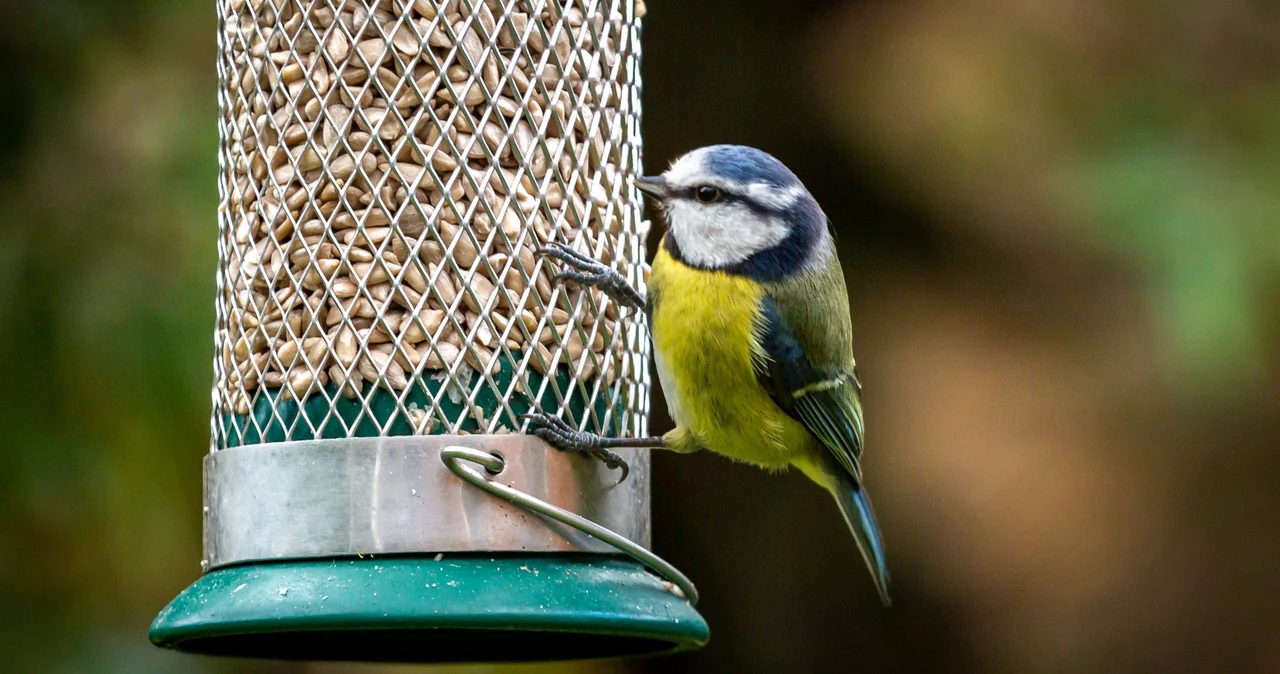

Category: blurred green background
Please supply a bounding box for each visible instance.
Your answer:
[2,0,1279,672]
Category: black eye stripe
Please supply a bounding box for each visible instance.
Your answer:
[667,186,782,217]
[670,185,735,203]
[667,186,703,201]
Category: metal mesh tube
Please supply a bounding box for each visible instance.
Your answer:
[214,0,649,449]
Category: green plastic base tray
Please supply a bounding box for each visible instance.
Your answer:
[150,555,708,662]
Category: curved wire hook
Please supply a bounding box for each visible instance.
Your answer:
[440,445,699,606]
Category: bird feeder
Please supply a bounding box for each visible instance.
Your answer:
[150,0,706,662]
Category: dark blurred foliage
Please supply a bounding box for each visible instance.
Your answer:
[2,0,1278,672]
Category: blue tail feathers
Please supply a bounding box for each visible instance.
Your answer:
[834,477,892,606]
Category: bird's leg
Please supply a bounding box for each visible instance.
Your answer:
[520,411,664,483]
[534,241,647,312]
[528,245,652,483]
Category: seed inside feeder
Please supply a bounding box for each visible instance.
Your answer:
[216,0,648,442]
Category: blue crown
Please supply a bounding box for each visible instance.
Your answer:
[699,145,801,189]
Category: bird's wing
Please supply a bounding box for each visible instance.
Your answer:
[754,296,865,482]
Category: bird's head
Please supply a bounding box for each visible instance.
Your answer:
[634,144,829,280]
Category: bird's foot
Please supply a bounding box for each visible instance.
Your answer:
[520,411,630,482]
[535,241,646,311]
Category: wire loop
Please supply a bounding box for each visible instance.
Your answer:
[440,446,699,606]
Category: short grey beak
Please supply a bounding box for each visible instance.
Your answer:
[633,175,668,199]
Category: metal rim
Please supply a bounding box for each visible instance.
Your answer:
[202,435,651,569]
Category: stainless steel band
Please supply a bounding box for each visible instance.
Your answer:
[202,435,649,570]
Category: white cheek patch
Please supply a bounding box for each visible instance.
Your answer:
[666,200,789,268]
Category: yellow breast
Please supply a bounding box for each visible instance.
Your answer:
[649,242,811,468]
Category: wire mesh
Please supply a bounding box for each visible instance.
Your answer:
[213,0,649,450]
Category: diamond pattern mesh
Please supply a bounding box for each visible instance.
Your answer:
[213,0,649,450]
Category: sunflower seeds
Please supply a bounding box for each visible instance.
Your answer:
[217,0,642,435]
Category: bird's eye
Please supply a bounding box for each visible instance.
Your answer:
[695,185,722,204]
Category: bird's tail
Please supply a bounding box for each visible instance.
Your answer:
[832,475,892,606]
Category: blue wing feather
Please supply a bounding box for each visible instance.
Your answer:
[754,297,865,481]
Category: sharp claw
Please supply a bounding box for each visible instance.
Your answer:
[598,451,629,483]
[523,409,631,483]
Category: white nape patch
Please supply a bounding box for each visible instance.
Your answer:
[746,182,805,210]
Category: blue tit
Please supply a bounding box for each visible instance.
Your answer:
[526,145,890,605]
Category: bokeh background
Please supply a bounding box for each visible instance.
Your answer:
[3,0,1279,672]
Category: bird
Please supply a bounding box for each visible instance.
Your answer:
[524,144,891,605]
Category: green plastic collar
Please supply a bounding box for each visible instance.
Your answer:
[150,555,708,662]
